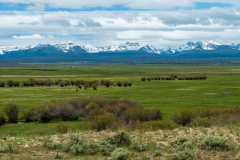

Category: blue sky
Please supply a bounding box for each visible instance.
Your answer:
[0,0,239,48]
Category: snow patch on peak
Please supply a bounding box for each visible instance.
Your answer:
[202,41,221,50]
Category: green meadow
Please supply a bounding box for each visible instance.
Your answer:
[0,64,240,136]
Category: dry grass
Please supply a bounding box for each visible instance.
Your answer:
[0,126,240,159]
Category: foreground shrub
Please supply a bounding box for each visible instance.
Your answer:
[153,150,163,157]
[169,109,197,126]
[103,131,131,147]
[174,148,197,160]
[70,142,101,155]
[171,136,196,160]
[57,102,78,121]
[0,113,6,126]
[198,136,234,151]
[3,103,19,123]
[111,148,129,160]
[139,120,179,131]
[0,144,13,153]
[123,107,150,123]
[92,113,116,131]
[54,122,69,134]
[100,140,117,156]
[131,141,148,152]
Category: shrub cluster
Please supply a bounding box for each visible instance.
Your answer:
[171,136,197,160]
[142,76,176,81]
[170,108,240,126]
[3,103,20,123]
[177,75,207,80]
[43,131,131,159]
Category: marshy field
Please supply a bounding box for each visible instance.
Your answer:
[1,63,240,159]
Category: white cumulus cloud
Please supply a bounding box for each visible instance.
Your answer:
[12,34,45,39]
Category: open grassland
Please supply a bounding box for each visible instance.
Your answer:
[1,65,240,115]
[1,64,240,137]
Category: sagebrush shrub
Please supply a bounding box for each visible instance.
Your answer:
[0,113,6,126]
[3,103,19,123]
[169,109,197,126]
[103,131,131,147]
[54,122,69,134]
[100,140,117,156]
[111,148,129,160]
[153,150,163,157]
[174,148,197,160]
[198,136,234,150]
[131,141,148,152]
[171,136,191,149]
[0,144,13,153]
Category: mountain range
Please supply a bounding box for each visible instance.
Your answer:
[1,41,240,62]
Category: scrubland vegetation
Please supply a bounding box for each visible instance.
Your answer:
[1,64,240,159]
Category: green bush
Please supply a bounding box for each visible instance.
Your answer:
[92,113,116,131]
[21,108,35,122]
[128,82,132,86]
[116,81,122,87]
[123,107,150,123]
[187,117,212,127]
[57,102,77,121]
[198,136,234,150]
[153,150,163,157]
[59,81,64,87]
[131,141,148,152]
[169,109,198,126]
[0,113,6,126]
[45,79,53,86]
[148,108,162,121]
[84,83,89,90]
[3,103,20,123]
[54,122,69,134]
[13,81,19,87]
[123,82,128,87]
[7,80,14,87]
[101,79,105,85]
[38,103,58,123]
[92,84,98,90]
[147,77,151,81]
[111,148,129,160]
[139,120,179,131]
[103,131,131,147]
[0,81,5,87]
[141,77,146,81]
[104,80,111,87]
[177,75,185,80]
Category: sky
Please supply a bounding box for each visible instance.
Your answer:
[0,0,240,48]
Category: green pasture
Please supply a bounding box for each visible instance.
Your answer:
[0,64,240,136]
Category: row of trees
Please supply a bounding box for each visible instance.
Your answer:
[141,75,207,81]
[0,79,133,89]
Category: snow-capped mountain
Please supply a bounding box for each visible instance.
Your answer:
[1,40,240,56]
